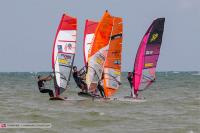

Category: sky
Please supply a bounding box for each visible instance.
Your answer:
[0,0,199,72]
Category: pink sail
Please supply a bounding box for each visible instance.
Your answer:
[83,20,98,65]
[132,18,165,96]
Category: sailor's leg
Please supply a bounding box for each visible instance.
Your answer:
[98,85,105,97]
[80,81,88,92]
[40,89,54,97]
[129,81,132,88]
[83,83,88,92]
[48,90,54,97]
[99,89,104,97]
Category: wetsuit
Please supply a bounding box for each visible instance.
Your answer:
[38,80,54,97]
[127,73,133,97]
[97,81,105,97]
[73,71,87,90]
[127,76,132,88]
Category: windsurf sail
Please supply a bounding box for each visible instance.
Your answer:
[103,17,123,97]
[52,13,77,96]
[132,18,165,96]
[86,11,114,93]
[83,20,98,65]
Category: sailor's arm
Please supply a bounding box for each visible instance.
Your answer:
[117,80,122,85]
[39,74,52,81]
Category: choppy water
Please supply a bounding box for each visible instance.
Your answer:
[0,72,199,133]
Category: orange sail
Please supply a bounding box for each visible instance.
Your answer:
[103,17,123,97]
[86,11,114,93]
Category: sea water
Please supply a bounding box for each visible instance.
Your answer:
[0,72,199,133]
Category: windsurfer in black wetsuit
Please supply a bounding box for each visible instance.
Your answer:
[97,73,105,98]
[72,66,88,92]
[127,72,133,97]
[127,72,132,88]
[37,74,54,98]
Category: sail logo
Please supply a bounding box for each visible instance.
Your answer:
[114,60,121,65]
[63,55,71,60]
[96,54,105,65]
[96,57,103,65]
[145,63,154,68]
[58,59,67,65]
[146,51,153,55]
[57,45,62,52]
[67,43,72,49]
[64,43,72,51]
[150,33,158,42]
[111,33,122,40]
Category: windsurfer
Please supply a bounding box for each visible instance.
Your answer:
[37,74,54,98]
[97,73,105,98]
[78,63,88,78]
[127,72,132,88]
[85,62,88,74]
[72,66,88,92]
[127,72,133,96]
